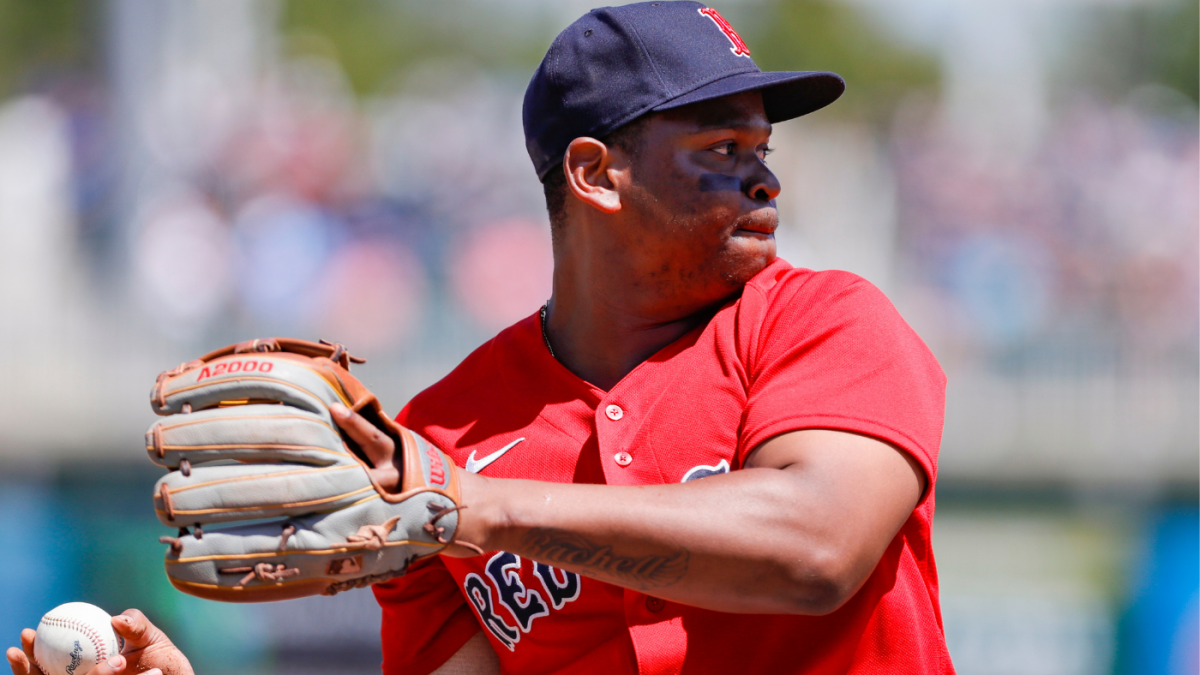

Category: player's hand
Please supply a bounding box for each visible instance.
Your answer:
[107,609,192,675]
[331,402,400,492]
[331,402,488,558]
[7,609,193,675]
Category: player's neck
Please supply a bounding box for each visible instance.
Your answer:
[544,263,716,392]
[543,298,704,391]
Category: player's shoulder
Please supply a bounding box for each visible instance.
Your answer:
[735,257,943,383]
[742,258,887,316]
[400,312,540,427]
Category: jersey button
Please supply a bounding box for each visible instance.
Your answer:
[605,404,624,421]
[645,596,665,612]
[614,451,633,467]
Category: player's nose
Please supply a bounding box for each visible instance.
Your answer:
[744,165,781,203]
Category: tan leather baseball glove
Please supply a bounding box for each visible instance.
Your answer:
[146,337,473,602]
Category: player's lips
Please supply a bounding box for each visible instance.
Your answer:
[731,205,778,236]
[735,224,775,235]
[733,219,777,236]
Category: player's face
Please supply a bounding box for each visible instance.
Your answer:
[618,90,781,316]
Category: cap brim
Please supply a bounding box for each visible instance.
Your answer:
[652,70,845,123]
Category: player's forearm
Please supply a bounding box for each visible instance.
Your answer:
[457,468,868,615]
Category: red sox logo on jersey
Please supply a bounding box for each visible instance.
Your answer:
[698,7,751,57]
[462,552,582,651]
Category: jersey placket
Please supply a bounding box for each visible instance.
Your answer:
[592,351,698,674]
[596,387,690,675]
[594,394,660,486]
[623,589,687,675]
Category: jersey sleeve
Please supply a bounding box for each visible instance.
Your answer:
[374,555,480,675]
[736,270,946,495]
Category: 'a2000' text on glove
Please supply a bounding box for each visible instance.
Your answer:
[146,337,470,602]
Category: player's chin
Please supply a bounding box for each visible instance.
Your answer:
[719,234,776,285]
[730,222,776,257]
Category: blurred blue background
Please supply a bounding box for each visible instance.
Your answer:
[0,1,1195,673]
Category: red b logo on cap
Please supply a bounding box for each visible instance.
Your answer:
[699,7,751,58]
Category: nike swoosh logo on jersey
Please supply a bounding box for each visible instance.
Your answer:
[465,437,525,474]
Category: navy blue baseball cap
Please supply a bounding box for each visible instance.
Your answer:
[523,1,845,180]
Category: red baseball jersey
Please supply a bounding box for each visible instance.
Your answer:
[375,259,952,674]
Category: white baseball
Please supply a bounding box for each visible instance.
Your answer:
[33,603,123,675]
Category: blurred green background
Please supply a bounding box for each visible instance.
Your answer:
[0,1,1195,673]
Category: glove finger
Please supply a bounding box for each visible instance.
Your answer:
[153,462,375,527]
[161,493,458,602]
[152,353,347,417]
[146,405,348,469]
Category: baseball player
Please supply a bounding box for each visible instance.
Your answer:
[9,2,950,675]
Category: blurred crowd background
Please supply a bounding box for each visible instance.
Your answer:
[0,0,1195,673]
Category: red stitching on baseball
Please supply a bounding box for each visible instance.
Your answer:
[38,614,112,664]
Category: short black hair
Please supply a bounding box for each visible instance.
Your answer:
[541,114,655,238]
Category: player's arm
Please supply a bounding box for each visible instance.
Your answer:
[337,411,923,615]
[7,610,192,675]
[471,429,923,615]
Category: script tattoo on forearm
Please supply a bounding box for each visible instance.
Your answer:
[520,528,689,590]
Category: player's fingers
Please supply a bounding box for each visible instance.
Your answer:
[7,644,40,675]
[330,404,395,470]
[112,610,158,651]
[330,403,400,492]
[85,654,125,675]
[5,647,23,675]
[111,613,184,675]
[14,629,44,672]
[18,632,36,671]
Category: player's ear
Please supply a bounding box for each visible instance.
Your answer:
[563,137,624,214]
